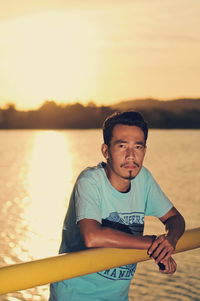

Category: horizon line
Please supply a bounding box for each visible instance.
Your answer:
[1,96,200,111]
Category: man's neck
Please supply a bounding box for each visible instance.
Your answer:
[104,165,131,193]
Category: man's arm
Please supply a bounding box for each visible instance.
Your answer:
[78,219,154,250]
[148,207,185,264]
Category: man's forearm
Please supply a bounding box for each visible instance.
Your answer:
[88,226,154,249]
[164,213,185,245]
[79,219,154,250]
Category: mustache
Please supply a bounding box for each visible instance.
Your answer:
[120,162,140,168]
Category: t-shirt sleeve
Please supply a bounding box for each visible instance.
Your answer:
[75,175,102,223]
[145,172,173,218]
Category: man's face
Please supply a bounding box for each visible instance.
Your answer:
[102,124,146,184]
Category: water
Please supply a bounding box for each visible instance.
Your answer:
[0,129,199,301]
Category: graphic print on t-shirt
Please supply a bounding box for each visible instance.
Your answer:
[97,212,144,281]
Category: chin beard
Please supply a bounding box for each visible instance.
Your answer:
[123,176,135,180]
[122,170,136,180]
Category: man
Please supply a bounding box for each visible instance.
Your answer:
[49,111,185,301]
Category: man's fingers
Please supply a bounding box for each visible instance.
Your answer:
[155,249,169,263]
[149,245,169,262]
[148,235,175,263]
[148,235,165,255]
[159,257,177,274]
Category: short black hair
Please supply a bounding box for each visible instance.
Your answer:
[103,111,148,145]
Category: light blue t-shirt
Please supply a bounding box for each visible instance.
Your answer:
[49,162,173,301]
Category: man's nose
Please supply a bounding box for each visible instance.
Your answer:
[126,148,135,159]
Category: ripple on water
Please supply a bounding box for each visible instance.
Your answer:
[129,251,200,301]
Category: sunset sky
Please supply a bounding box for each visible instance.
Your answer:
[0,0,200,110]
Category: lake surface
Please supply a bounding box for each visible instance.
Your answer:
[0,129,199,301]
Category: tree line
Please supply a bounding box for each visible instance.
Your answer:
[0,100,199,129]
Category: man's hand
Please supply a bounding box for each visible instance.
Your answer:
[147,234,177,264]
[154,206,185,265]
[158,256,177,274]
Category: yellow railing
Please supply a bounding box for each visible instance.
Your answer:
[0,227,200,295]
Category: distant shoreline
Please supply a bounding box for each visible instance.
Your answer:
[1,98,200,129]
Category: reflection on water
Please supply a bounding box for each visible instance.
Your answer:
[24,131,73,258]
[0,129,199,301]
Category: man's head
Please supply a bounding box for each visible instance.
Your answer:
[103,111,148,146]
[101,111,148,191]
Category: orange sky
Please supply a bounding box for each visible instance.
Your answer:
[0,0,200,110]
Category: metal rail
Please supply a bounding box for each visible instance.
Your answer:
[0,227,200,295]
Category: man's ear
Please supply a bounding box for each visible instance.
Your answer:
[101,143,109,160]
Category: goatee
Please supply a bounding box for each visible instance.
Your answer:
[123,171,135,180]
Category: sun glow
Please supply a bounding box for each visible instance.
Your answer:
[1,11,104,109]
[1,2,200,110]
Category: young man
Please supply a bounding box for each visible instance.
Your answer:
[49,111,185,301]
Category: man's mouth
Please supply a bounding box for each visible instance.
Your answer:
[120,162,140,169]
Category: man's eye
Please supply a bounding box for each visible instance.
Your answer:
[135,145,144,150]
[119,144,126,148]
